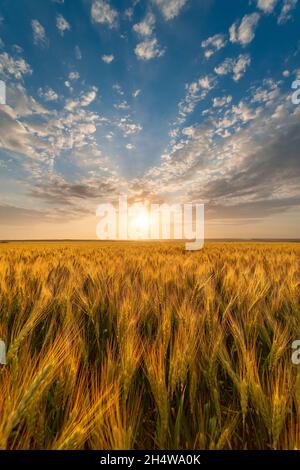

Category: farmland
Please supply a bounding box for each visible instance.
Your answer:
[0,241,299,450]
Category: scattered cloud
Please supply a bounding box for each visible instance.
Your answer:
[31,19,48,47]
[257,0,278,13]
[278,0,298,24]
[153,0,188,20]
[132,89,141,98]
[133,12,156,37]
[117,117,142,137]
[135,37,165,60]
[0,52,32,80]
[91,0,118,28]
[80,86,98,107]
[201,33,227,59]
[215,54,251,81]
[75,45,82,60]
[69,71,80,80]
[102,54,114,63]
[213,95,232,107]
[38,87,59,102]
[56,14,71,35]
[229,13,260,46]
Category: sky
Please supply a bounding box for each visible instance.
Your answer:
[0,0,299,240]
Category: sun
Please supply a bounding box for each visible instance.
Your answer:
[131,212,149,232]
[129,208,150,238]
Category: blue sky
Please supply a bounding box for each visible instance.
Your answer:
[0,0,299,239]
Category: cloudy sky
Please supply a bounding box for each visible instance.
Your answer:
[0,0,299,239]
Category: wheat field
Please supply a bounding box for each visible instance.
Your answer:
[0,241,299,450]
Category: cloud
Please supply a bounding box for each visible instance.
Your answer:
[0,84,50,159]
[0,52,32,80]
[278,0,298,24]
[68,71,80,80]
[38,87,59,102]
[257,0,278,13]
[153,0,188,20]
[114,100,129,110]
[135,37,165,60]
[75,45,82,60]
[117,117,142,137]
[229,13,260,46]
[251,78,280,104]
[81,87,98,107]
[132,89,141,98]
[214,54,251,81]
[102,54,114,63]
[124,8,134,20]
[213,95,232,107]
[142,83,300,225]
[133,12,156,36]
[126,143,134,150]
[29,173,123,211]
[31,19,48,47]
[91,0,118,28]
[56,14,71,35]
[201,33,227,59]
[112,83,124,95]
[176,75,216,124]
[0,205,49,225]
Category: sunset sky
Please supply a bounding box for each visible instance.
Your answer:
[0,0,299,239]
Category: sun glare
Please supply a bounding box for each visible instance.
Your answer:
[131,212,150,233]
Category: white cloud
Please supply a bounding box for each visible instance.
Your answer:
[117,117,142,137]
[229,13,260,46]
[257,0,278,13]
[215,54,251,81]
[251,79,280,103]
[213,95,232,107]
[231,101,261,123]
[75,45,82,60]
[133,12,156,36]
[126,143,134,150]
[80,87,97,107]
[198,75,215,90]
[0,52,32,80]
[91,0,118,28]
[201,33,227,59]
[69,71,80,80]
[176,75,216,124]
[132,89,141,98]
[56,14,71,35]
[31,19,48,47]
[124,8,134,20]
[135,37,165,60]
[112,84,124,95]
[102,54,114,63]
[278,0,298,24]
[153,0,188,20]
[38,87,59,102]
[114,100,129,110]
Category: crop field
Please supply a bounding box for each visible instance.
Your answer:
[0,241,299,450]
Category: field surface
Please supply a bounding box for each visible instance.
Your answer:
[0,241,299,450]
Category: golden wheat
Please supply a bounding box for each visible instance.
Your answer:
[0,241,299,449]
